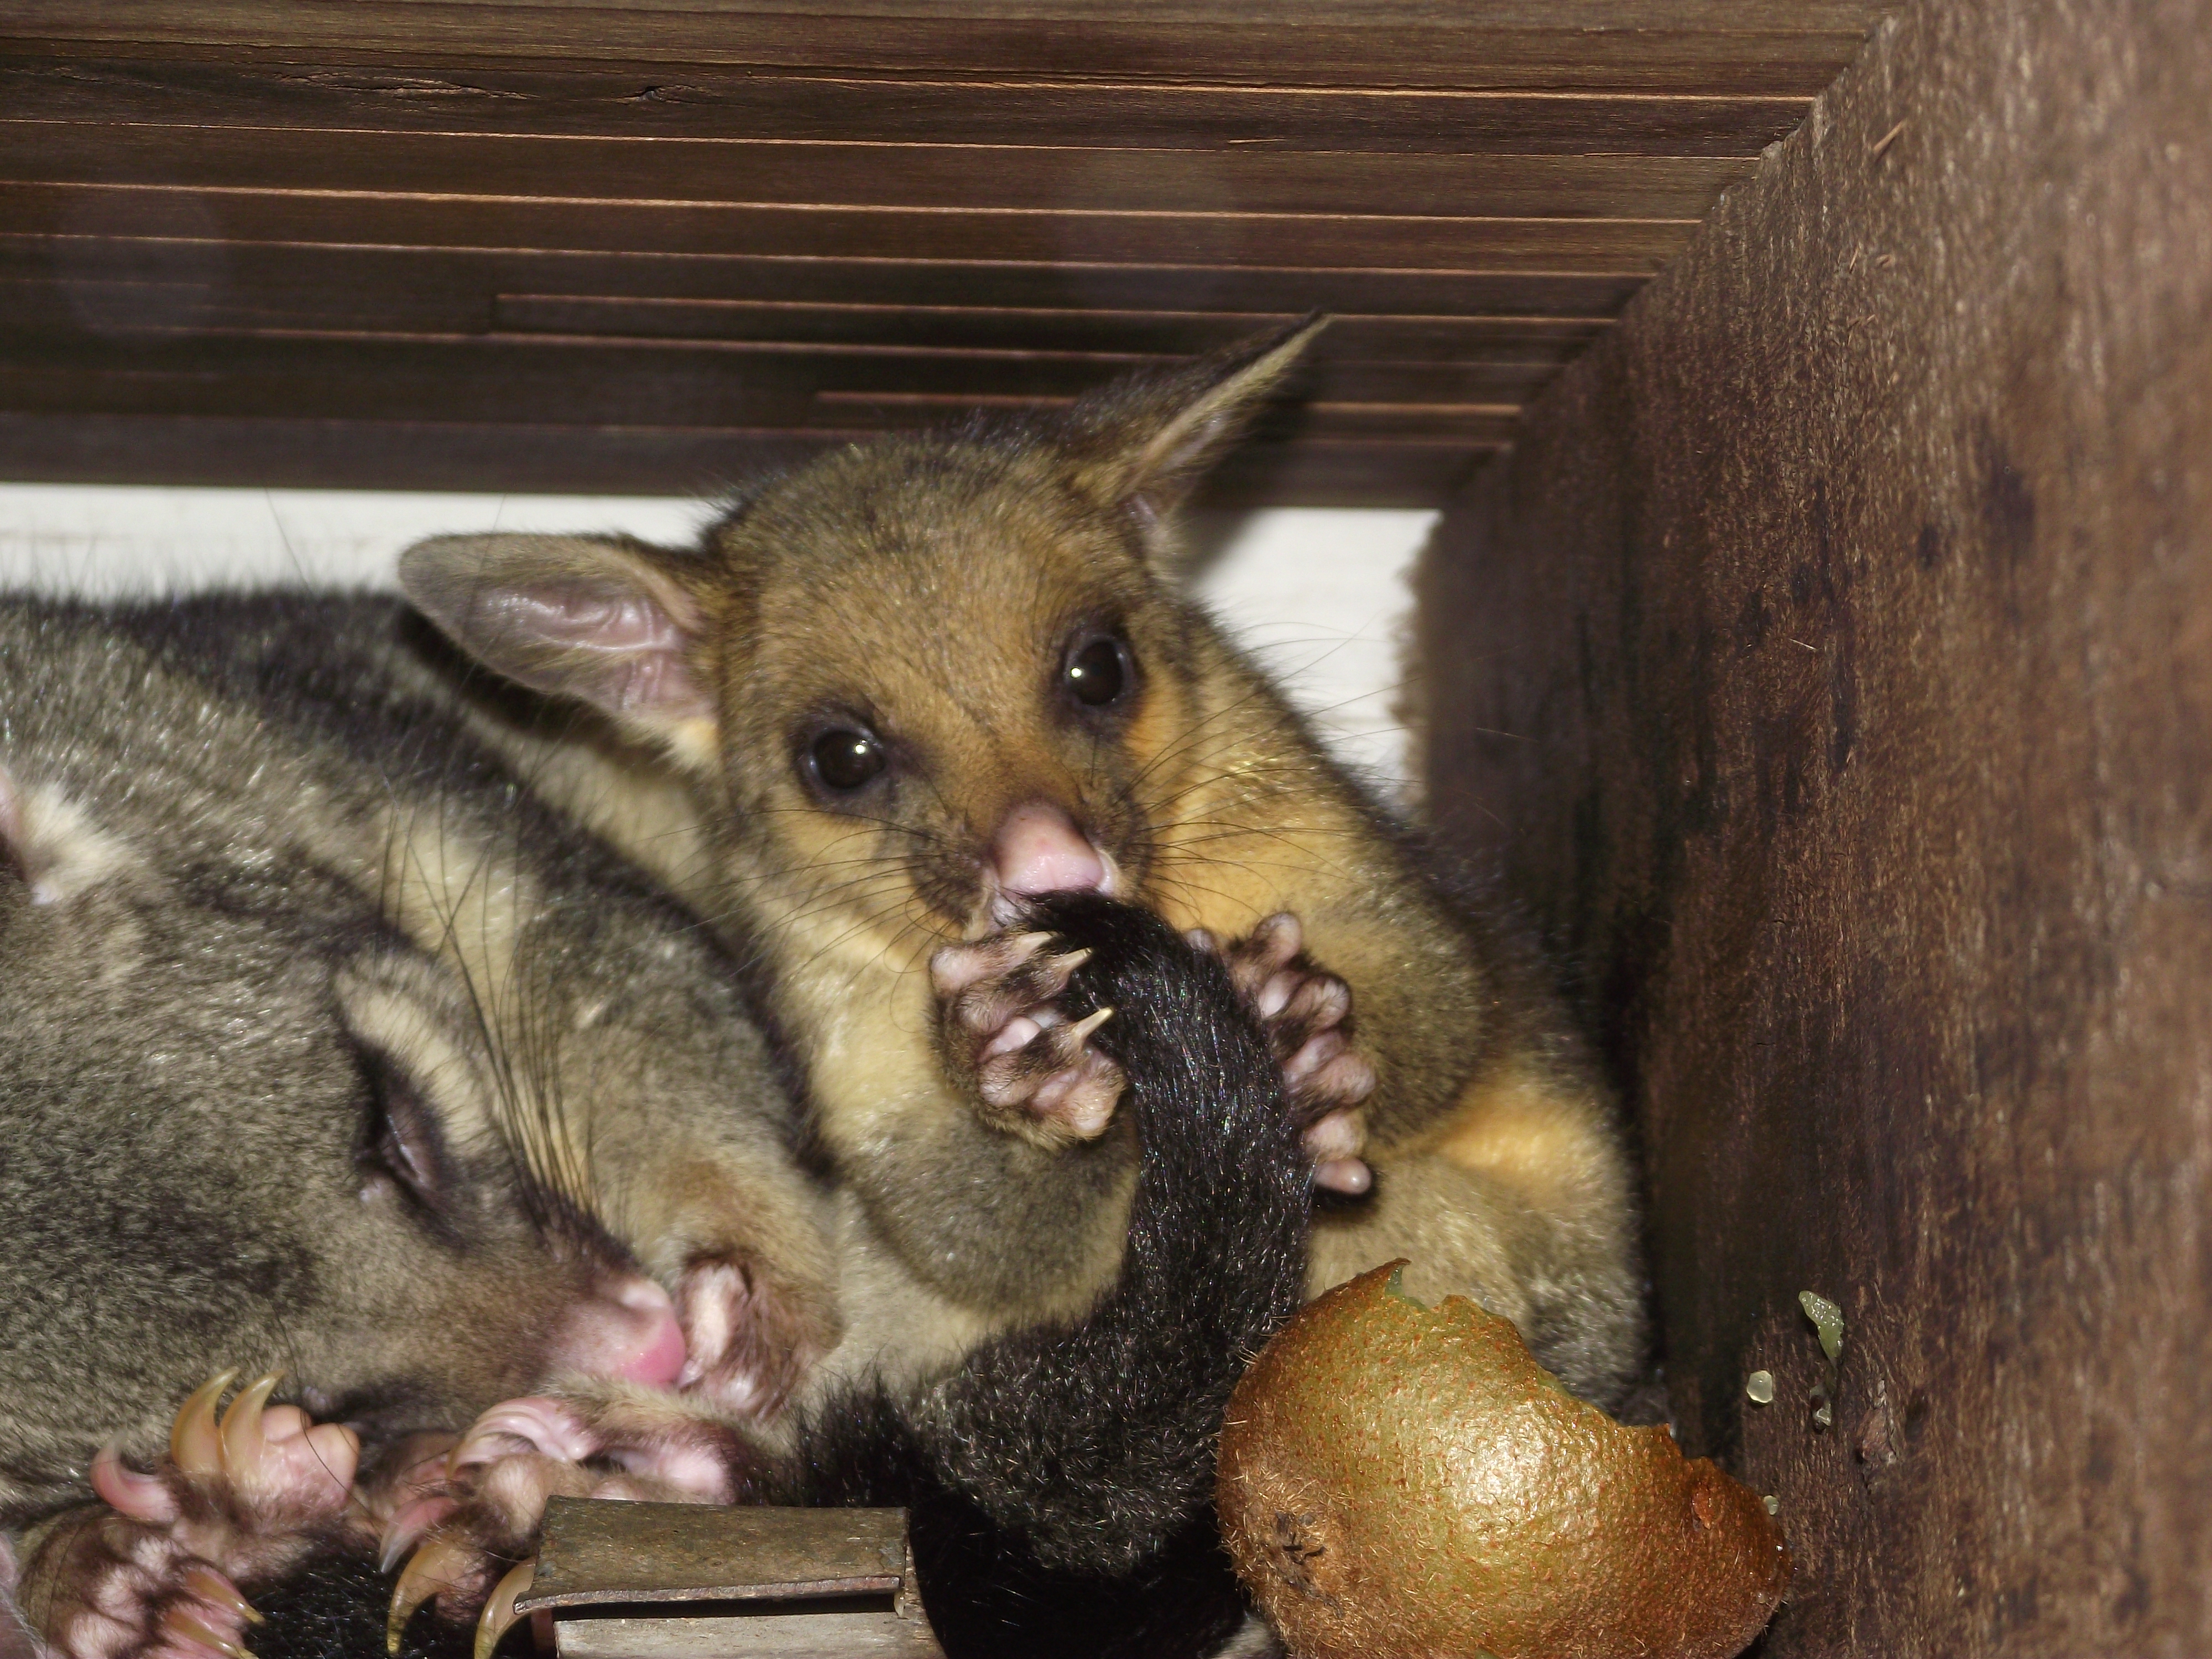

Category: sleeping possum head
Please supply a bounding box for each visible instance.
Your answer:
[400,319,1324,961]
[0,764,685,1518]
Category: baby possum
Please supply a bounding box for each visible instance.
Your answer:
[401,317,1644,1405]
[397,894,1311,1659]
[0,594,834,1659]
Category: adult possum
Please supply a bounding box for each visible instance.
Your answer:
[400,317,1644,1406]
[0,594,833,1659]
[392,894,1310,1659]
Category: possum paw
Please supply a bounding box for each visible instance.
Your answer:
[931,930,1126,1145]
[1197,914,1378,1194]
[670,1254,828,1423]
[383,1389,763,1652]
[24,1371,360,1659]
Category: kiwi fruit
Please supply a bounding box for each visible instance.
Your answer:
[1217,1262,1789,1659]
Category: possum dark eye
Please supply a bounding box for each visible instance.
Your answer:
[806,726,888,793]
[354,1045,450,1212]
[1063,634,1133,710]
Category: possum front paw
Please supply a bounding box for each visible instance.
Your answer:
[23,1371,361,1659]
[382,1387,765,1656]
[670,1253,832,1422]
[1198,914,1378,1194]
[930,930,1126,1146]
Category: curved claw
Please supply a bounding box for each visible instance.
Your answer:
[181,1567,263,1627]
[1065,1005,1114,1044]
[379,1495,461,1574]
[474,1561,534,1659]
[170,1371,240,1477]
[159,1606,252,1659]
[218,1373,283,1474]
[386,1534,477,1655]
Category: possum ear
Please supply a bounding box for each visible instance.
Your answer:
[400,532,719,770]
[1058,315,1327,536]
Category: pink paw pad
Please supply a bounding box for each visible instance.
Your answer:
[931,932,1125,1141]
[1200,915,1379,1191]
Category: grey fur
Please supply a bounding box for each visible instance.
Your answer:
[0,593,833,1639]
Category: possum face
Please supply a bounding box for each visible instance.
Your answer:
[401,320,1322,957]
[0,768,684,1488]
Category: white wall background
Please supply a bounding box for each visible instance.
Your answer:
[0,486,1432,800]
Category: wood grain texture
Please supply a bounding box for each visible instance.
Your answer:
[0,4,1890,92]
[1417,0,2212,1649]
[0,122,1760,222]
[0,2,1891,503]
[0,413,1490,504]
[0,55,1818,157]
[0,237,1652,318]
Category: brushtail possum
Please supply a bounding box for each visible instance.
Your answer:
[388,894,1312,1659]
[400,318,1644,1405]
[0,594,834,1659]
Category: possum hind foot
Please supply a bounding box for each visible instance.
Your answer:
[383,1386,759,1656]
[931,930,1125,1145]
[1194,914,1377,1193]
[22,1371,360,1659]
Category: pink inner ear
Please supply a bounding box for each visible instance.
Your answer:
[486,582,711,721]
[500,585,685,651]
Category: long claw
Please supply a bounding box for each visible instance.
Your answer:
[170,1371,239,1477]
[181,1567,263,1627]
[475,1561,534,1659]
[379,1495,460,1574]
[387,1535,477,1655]
[159,1607,252,1659]
[1066,1005,1114,1043]
[218,1374,282,1474]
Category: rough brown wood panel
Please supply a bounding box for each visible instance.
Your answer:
[0,2,1890,504]
[1418,0,2212,1649]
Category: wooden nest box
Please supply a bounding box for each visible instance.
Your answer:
[6,0,2211,1648]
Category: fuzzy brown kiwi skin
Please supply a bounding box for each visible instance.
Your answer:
[398,319,1646,1408]
[1216,1262,1790,1659]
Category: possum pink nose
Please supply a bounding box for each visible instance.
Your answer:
[565,1274,688,1387]
[993,802,1105,896]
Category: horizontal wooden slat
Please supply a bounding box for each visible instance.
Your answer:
[488,298,1608,359]
[0,413,1495,506]
[0,123,1761,223]
[2,5,1892,94]
[0,237,1656,319]
[0,185,1698,272]
[0,56,1815,157]
[0,332,1566,420]
[817,393,1523,444]
[0,276,1613,363]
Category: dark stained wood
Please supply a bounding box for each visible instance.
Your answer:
[0,55,1819,158]
[0,122,1760,222]
[0,412,1491,504]
[0,333,1568,416]
[0,237,1653,318]
[0,1,1892,505]
[0,184,1700,272]
[0,4,1892,93]
[1418,0,2212,1648]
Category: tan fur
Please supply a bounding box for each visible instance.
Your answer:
[403,321,1644,1403]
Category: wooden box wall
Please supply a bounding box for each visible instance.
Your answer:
[1417,0,2212,1651]
[0,1,1887,507]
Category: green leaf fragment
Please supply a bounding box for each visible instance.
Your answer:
[1799,1290,1844,1366]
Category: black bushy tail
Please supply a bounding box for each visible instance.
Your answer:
[779,894,1313,1657]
